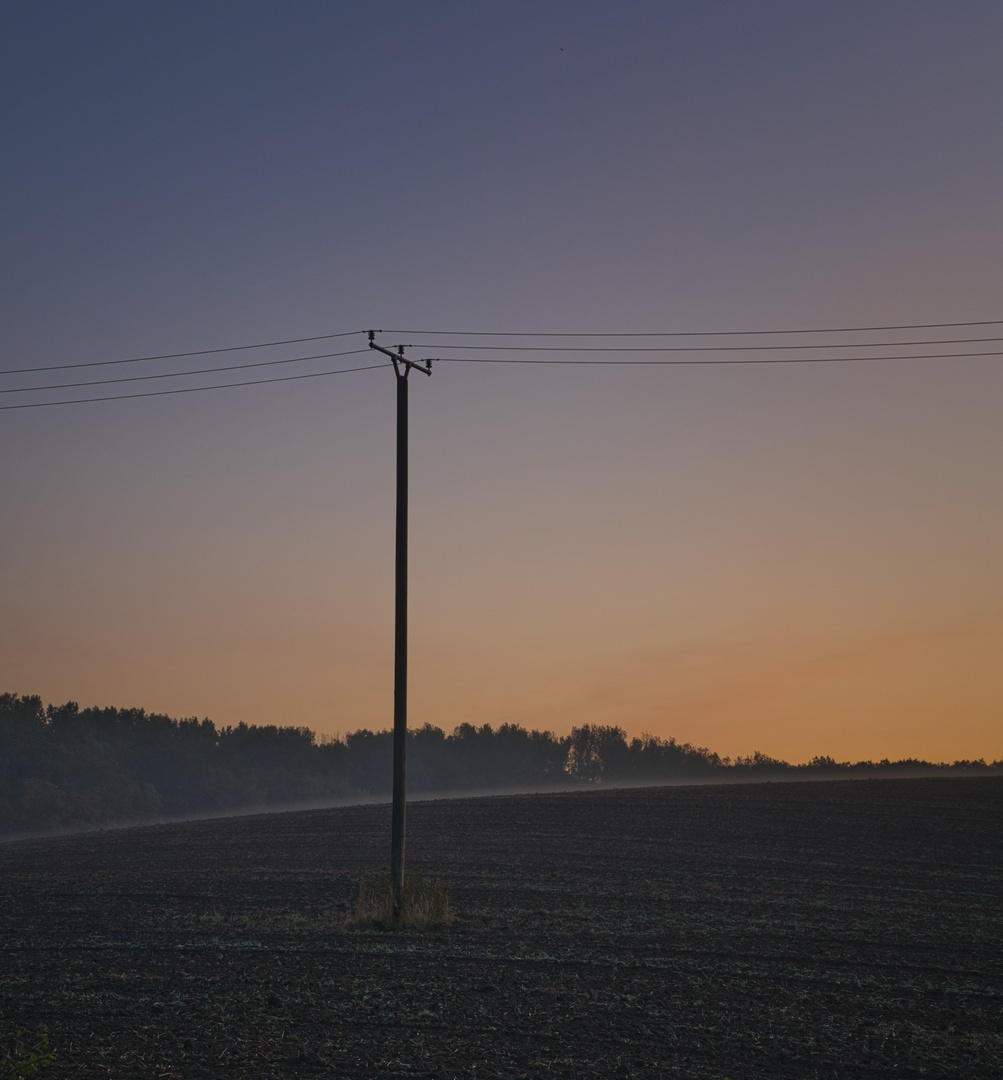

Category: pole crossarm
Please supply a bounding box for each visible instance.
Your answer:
[368,331,433,379]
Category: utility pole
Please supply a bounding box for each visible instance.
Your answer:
[368,332,432,916]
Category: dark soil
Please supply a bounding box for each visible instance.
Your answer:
[2,777,1001,1078]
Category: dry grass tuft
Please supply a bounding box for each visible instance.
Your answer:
[347,871,455,931]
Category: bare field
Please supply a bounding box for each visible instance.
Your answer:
[2,777,1001,1078]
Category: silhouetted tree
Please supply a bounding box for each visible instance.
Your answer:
[565,725,629,783]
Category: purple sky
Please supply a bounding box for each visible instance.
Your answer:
[2,1,1001,762]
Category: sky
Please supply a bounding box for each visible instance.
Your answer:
[2,1,1001,765]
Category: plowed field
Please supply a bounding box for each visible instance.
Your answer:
[2,777,1001,1078]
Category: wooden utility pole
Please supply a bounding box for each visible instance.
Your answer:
[368,332,431,915]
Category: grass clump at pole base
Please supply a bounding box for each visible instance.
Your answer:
[348,871,454,931]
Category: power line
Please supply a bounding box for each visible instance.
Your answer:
[0,362,389,411]
[404,337,1003,354]
[5,317,1001,409]
[380,320,1003,337]
[0,329,368,376]
[426,350,1003,366]
[5,320,1000,379]
[1,349,372,396]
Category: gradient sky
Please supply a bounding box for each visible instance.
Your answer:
[2,1,1001,764]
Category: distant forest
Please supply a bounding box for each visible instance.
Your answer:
[2,691,999,835]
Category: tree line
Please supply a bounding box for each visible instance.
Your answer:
[1,691,998,835]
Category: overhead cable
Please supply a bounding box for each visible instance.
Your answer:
[402,337,1003,354]
[5,317,1001,409]
[425,350,1003,366]
[0,329,368,376]
[380,320,1003,337]
[6,321,1000,378]
[0,362,389,411]
[1,349,372,396]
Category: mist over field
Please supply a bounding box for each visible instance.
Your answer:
[3,691,999,840]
